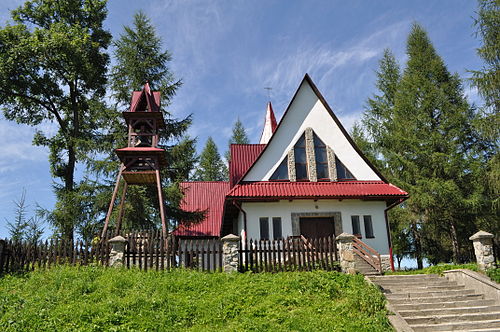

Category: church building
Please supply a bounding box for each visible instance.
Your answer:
[174,74,408,260]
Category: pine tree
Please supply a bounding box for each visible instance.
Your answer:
[471,0,500,113]
[194,137,228,181]
[7,191,29,242]
[225,118,250,161]
[361,24,482,264]
[470,0,500,256]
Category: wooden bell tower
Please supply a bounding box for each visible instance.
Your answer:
[101,82,168,238]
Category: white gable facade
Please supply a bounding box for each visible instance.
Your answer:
[226,74,408,257]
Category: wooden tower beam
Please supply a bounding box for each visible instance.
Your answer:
[155,168,167,239]
[114,182,128,236]
[102,165,124,238]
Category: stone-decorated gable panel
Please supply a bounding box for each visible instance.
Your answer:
[243,76,382,182]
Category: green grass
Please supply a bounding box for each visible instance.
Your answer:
[0,266,392,331]
[486,268,500,283]
[386,263,479,276]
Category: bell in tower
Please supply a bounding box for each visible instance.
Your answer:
[101,82,168,239]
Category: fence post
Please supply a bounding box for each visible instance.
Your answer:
[469,231,495,271]
[221,234,240,273]
[108,236,127,268]
[336,233,356,274]
[0,239,5,273]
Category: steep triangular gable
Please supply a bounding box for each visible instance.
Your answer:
[242,74,387,183]
[129,82,161,113]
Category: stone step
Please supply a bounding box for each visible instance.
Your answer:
[410,319,500,331]
[386,289,476,299]
[374,280,453,287]
[399,305,500,317]
[406,311,500,325]
[381,284,464,293]
[388,293,483,304]
[393,299,496,311]
[370,274,439,280]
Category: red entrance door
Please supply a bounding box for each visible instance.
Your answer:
[299,217,335,239]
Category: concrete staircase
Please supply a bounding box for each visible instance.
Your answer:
[369,274,500,331]
[354,253,381,276]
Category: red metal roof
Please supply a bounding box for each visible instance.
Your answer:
[229,144,266,187]
[173,181,230,237]
[227,181,408,200]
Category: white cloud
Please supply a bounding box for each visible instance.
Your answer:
[0,117,51,173]
[248,20,410,101]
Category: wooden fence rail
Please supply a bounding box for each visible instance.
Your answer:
[238,235,339,273]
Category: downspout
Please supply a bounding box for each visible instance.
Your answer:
[232,200,247,241]
[384,197,408,272]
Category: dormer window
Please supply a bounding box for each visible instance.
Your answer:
[269,128,356,182]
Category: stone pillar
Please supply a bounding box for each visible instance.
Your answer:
[336,233,356,274]
[305,127,317,182]
[288,150,297,182]
[222,234,240,273]
[108,236,127,268]
[469,231,495,271]
[380,255,391,272]
[326,147,337,181]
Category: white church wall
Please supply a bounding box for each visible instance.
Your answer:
[240,199,390,254]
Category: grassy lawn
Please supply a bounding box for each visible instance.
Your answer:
[0,266,392,331]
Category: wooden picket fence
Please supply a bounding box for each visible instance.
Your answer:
[124,231,223,272]
[0,237,110,274]
[0,231,223,274]
[238,235,339,272]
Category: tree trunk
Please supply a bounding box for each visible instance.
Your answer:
[449,220,460,264]
[411,220,423,269]
[63,144,75,242]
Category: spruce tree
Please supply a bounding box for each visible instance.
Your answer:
[194,137,228,181]
[225,118,250,161]
[88,11,197,233]
[362,24,482,264]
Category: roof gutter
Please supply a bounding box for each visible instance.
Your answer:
[232,200,247,241]
[384,197,409,272]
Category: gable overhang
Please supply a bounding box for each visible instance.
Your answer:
[240,73,389,183]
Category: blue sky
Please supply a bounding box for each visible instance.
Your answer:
[0,0,483,238]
